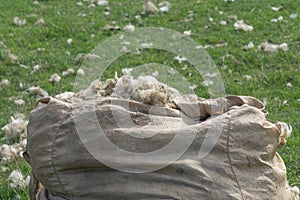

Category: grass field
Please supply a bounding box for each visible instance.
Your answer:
[0,0,299,199]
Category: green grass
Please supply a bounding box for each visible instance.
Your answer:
[0,0,299,199]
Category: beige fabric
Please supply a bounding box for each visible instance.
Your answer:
[25,95,298,200]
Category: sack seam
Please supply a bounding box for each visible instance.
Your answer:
[49,108,68,196]
[225,112,245,200]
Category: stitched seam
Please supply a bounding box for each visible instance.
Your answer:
[49,108,68,195]
[225,113,245,200]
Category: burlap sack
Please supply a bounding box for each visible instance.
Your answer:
[25,95,299,200]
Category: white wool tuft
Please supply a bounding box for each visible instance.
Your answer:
[234,20,253,31]
[27,86,48,96]
[49,73,61,84]
[1,115,28,139]
[8,170,30,189]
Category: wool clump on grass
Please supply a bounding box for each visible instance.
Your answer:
[62,68,75,77]
[13,17,26,26]
[276,122,292,148]
[8,170,30,189]
[77,68,85,76]
[0,79,10,87]
[14,99,25,106]
[259,42,288,52]
[158,1,169,13]
[1,114,28,140]
[49,73,61,84]
[234,20,253,31]
[0,113,28,163]
[27,86,48,97]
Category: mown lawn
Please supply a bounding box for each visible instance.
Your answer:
[0,0,299,199]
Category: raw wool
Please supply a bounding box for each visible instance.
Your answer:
[0,79,10,86]
[111,75,142,99]
[8,170,30,189]
[76,2,83,6]
[78,12,87,17]
[203,72,218,79]
[75,79,102,99]
[19,82,25,89]
[94,0,108,6]
[271,16,284,23]
[19,64,29,69]
[291,186,300,200]
[141,42,153,48]
[88,3,96,8]
[49,73,61,84]
[112,75,180,106]
[290,13,298,19]
[270,18,278,23]
[37,47,45,52]
[27,86,48,96]
[62,68,75,77]
[8,52,18,63]
[75,77,120,100]
[243,75,252,80]
[143,1,159,14]
[277,16,284,21]
[114,71,119,79]
[183,30,192,36]
[1,166,8,172]
[0,41,7,48]
[100,78,117,96]
[174,55,188,63]
[271,6,283,11]
[1,114,28,140]
[123,24,135,32]
[77,68,85,76]
[215,42,228,48]
[228,14,238,21]
[35,18,45,25]
[55,92,74,102]
[241,41,254,50]
[259,42,288,52]
[13,17,26,26]
[276,121,292,148]
[286,82,293,88]
[0,144,18,162]
[103,24,121,31]
[219,20,227,26]
[103,11,110,16]
[67,38,73,44]
[202,80,214,86]
[131,81,176,106]
[196,43,227,49]
[158,1,169,13]
[234,20,253,31]
[14,99,25,106]
[75,53,100,63]
[189,84,197,90]
[32,64,40,72]
[0,142,25,163]
[151,70,159,77]
[121,68,133,75]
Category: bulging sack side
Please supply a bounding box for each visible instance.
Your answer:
[25,94,298,200]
